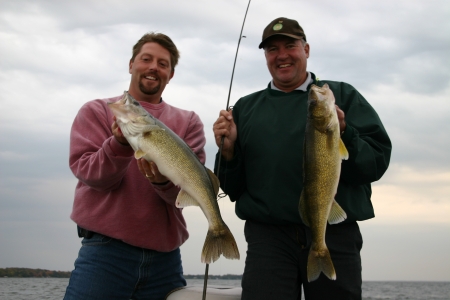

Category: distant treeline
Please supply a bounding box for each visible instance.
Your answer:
[0,268,71,278]
[0,268,241,280]
[184,274,242,280]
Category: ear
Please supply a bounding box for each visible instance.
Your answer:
[304,43,310,59]
[168,69,175,83]
[129,59,133,74]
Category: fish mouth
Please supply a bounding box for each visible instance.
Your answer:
[108,94,127,107]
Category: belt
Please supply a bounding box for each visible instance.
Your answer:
[77,225,95,239]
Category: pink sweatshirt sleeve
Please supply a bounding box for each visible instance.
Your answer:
[69,98,135,191]
[184,112,207,165]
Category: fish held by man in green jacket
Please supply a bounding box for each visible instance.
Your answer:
[299,84,349,282]
[108,92,240,264]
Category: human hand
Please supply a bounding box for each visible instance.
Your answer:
[335,105,346,134]
[213,109,237,161]
[111,116,129,145]
[137,158,170,184]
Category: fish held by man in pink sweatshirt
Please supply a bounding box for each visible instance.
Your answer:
[108,91,240,264]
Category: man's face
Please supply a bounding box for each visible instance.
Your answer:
[264,36,310,92]
[129,42,174,100]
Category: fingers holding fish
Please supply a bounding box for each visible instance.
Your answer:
[137,158,169,184]
[111,116,129,145]
[335,105,346,133]
[137,157,151,178]
[149,161,170,184]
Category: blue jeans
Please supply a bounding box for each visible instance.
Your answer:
[64,233,186,300]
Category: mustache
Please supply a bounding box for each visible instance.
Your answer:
[142,71,159,80]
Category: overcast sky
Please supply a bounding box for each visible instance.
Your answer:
[1,0,449,282]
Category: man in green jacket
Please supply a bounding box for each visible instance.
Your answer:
[213,17,391,300]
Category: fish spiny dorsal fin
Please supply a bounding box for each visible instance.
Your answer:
[206,168,220,197]
[175,190,200,208]
[328,199,347,225]
[339,138,349,160]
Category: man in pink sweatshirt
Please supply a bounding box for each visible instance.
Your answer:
[64,32,206,300]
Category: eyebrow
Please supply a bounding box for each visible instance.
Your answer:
[140,53,170,63]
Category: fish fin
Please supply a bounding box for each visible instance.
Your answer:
[326,132,335,151]
[206,168,220,197]
[175,190,199,208]
[142,124,165,134]
[307,244,336,282]
[201,225,240,264]
[299,191,310,227]
[134,149,146,159]
[328,199,347,225]
[339,138,349,160]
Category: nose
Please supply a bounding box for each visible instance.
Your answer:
[147,59,158,72]
[277,47,289,59]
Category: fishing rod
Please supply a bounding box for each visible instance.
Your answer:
[214,0,251,185]
[203,1,251,299]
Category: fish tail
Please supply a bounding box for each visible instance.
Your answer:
[307,244,336,282]
[201,225,240,264]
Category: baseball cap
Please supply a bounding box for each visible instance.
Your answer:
[259,17,307,49]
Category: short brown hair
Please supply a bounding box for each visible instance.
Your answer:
[131,32,180,71]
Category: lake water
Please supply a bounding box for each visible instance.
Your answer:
[0,278,449,299]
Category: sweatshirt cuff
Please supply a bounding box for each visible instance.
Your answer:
[152,181,180,204]
[107,136,135,157]
[152,181,174,191]
[215,151,239,173]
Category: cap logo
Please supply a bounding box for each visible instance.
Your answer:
[273,23,283,31]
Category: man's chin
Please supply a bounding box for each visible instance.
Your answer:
[139,84,160,95]
[274,75,298,85]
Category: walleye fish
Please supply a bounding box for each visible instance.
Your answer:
[108,92,240,264]
[299,84,349,282]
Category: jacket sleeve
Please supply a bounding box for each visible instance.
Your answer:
[338,85,392,185]
[69,100,135,191]
[153,111,207,204]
